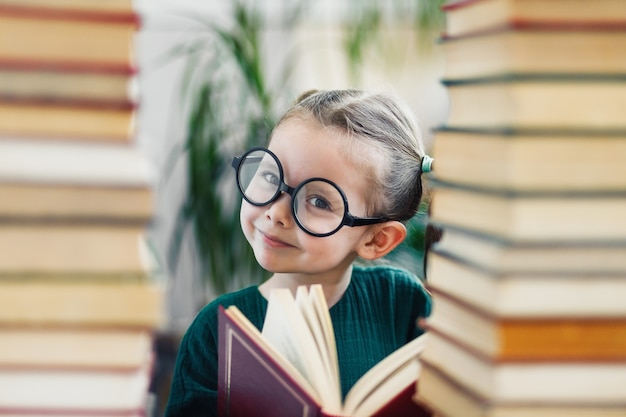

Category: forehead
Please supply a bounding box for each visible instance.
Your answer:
[268,117,374,206]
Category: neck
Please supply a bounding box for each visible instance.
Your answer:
[259,265,353,308]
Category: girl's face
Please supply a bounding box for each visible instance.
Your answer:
[240,117,376,276]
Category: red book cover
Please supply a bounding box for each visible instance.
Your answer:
[218,305,322,417]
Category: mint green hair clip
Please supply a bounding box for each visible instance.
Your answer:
[421,155,434,174]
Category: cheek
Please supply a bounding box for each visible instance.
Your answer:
[302,228,365,258]
[240,202,258,233]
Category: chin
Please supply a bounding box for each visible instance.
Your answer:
[255,257,294,274]
[252,250,279,273]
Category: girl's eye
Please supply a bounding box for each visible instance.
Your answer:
[262,171,280,185]
[308,196,331,211]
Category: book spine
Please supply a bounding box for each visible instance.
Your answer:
[0,59,137,75]
[0,95,137,111]
[0,4,140,26]
[441,20,626,39]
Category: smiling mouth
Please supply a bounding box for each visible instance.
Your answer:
[259,230,293,248]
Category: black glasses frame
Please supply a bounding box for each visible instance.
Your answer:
[231,147,388,237]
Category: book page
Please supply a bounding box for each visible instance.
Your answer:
[309,285,340,384]
[343,334,428,416]
[351,359,420,417]
[296,286,342,412]
[0,140,154,186]
[262,288,339,412]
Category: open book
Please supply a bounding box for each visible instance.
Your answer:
[217,284,431,417]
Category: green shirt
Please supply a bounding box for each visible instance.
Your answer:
[164,264,432,417]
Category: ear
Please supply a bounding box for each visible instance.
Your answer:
[357,221,407,260]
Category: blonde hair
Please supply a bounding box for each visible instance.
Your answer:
[270,89,427,222]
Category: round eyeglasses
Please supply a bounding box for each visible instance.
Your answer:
[231,147,388,237]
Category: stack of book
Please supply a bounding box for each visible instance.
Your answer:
[414,0,626,416]
[0,1,164,416]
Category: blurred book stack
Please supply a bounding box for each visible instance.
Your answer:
[0,0,164,416]
[414,0,626,416]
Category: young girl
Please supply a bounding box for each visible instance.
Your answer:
[164,89,433,417]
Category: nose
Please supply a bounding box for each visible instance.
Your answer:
[265,192,294,228]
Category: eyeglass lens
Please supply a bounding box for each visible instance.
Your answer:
[236,149,347,235]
